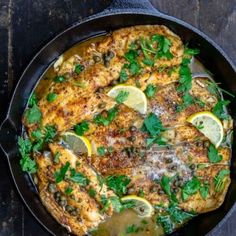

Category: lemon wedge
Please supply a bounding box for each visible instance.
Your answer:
[187,111,224,147]
[62,132,92,156]
[107,85,147,114]
[121,195,154,217]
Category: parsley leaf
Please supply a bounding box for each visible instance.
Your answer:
[44,125,57,143]
[28,93,38,107]
[88,188,97,198]
[109,196,123,213]
[160,175,178,203]
[25,105,42,124]
[182,177,201,201]
[97,146,106,156]
[18,137,37,173]
[54,162,70,183]
[106,175,131,197]
[70,168,89,186]
[126,224,140,234]
[74,64,84,74]
[208,144,223,163]
[199,182,209,199]
[212,100,230,120]
[214,169,230,192]
[46,93,57,102]
[119,67,128,83]
[143,58,154,66]
[54,75,65,83]
[93,106,118,126]
[184,46,200,55]
[144,84,157,98]
[156,215,173,234]
[65,186,73,195]
[74,121,89,136]
[115,91,129,104]
[142,113,165,137]
[100,195,110,213]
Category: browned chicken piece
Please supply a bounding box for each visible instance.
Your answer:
[179,165,231,213]
[24,25,184,134]
[35,143,118,235]
[149,78,218,128]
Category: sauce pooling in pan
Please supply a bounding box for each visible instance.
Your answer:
[19,25,233,236]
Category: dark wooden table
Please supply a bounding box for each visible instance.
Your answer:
[0,0,235,235]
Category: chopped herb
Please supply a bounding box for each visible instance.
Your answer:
[109,196,123,213]
[129,61,141,75]
[28,93,38,107]
[212,100,230,120]
[18,137,37,173]
[124,49,138,63]
[53,151,61,164]
[168,205,195,224]
[44,125,57,143]
[100,195,110,213]
[160,175,178,203]
[115,91,129,104]
[143,58,154,66]
[88,188,97,198]
[142,113,165,137]
[54,162,70,183]
[74,121,89,136]
[214,169,230,192]
[65,186,73,195]
[25,105,42,124]
[181,177,200,201]
[151,34,173,59]
[208,144,223,163]
[74,64,84,74]
[176,92,195,112]
[107,146,113,153]
[93,106,118,126]
[119,66,128,83]
[97,146,106,156]
[47,93,57,102]
[70,168,89,186]
[138,188,145,197]
[199,182,209,199]
[177,61,192,94]
[144,84,157,98]
[141,219,148,225]
[54,75,65,83]
[126,224,140,234]
[184,46,200,55]
[106,175,131,197]
[157,215,173,234]
[31,129,42,140]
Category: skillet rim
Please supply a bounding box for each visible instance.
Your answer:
[1,10,236,236]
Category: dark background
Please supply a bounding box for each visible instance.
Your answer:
[0,0,235,235]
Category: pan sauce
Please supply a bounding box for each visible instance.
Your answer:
[20,25,233,235]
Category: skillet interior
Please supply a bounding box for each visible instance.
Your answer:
[1,13,236,236]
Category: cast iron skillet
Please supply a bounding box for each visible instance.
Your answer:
[0,0,236,235]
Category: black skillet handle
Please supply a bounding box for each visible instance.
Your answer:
[105,0,163,15]
[0,117,18,158]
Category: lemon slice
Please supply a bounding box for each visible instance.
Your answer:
[107,85,147,114]
[187,111,224,147]
[62,132,92,156]
[121,195,154,217]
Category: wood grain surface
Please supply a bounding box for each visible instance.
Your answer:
[0,0,235,235]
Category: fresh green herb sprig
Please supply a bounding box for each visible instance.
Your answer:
[74,121,89,136]
[181,177,200,201]
[141,113,166,146]
[214,169,230,192]
[115,91,129,104]
[106,175,131,197]
[208,144,223,163]
[18,137,37,173]
[144,84,157,98]
[212,100,230,120]
[93,106,118,126]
